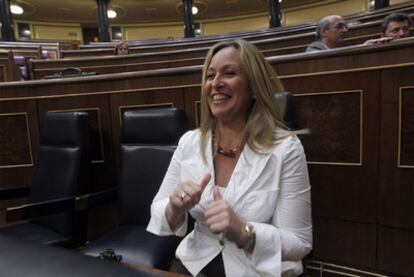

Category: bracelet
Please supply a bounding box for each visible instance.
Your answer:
[239,223,255,250]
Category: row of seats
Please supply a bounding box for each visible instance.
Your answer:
[0,107,189,270]
[0,93,297,273]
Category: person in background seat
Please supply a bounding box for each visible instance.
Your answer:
[147,39,312,277]
[364,12,412,45]
[306,15,348,52]
[115,41,129,55]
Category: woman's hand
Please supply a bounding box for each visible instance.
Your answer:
[204,186,248,248]
[166,173,211,230]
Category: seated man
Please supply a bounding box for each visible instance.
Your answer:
[364,12,412,45]
[306,15,348,52]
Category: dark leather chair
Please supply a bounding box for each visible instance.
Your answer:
[0,112,91,247]
[275,91,299,130]
[82,107,188,270]
[13,55,29,80]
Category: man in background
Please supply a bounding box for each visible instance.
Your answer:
[364,12,412,45]
[305,15,348,52]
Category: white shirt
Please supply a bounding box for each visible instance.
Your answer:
[147,130,312,276]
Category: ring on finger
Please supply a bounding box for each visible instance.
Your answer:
[180,191,188,200]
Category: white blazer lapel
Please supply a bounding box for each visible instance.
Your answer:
[226,145,273,208]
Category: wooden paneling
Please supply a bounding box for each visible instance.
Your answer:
[0,100,39,187]
[379,67,414,231]
[282,70,380,223]
[377,226,414,276]
[183,86,202,128]
[295,91,362,164]
[312,217,377,269]
[399,87,414,167]
[0,113,33,167]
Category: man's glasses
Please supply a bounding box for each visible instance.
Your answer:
[333,22,348,30]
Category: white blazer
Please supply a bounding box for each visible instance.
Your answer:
[147,130,312,277]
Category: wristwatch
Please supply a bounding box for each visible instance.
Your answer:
[243,222,255,250]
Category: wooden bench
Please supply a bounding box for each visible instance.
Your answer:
[79,1,414,51]
[31,32,381,80]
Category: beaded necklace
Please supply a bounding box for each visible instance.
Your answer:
[212,132,240,158]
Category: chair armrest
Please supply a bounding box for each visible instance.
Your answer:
[74,188,118,211]
[0,186,30,200]
[5,188,118,223]
[6,196,74,223]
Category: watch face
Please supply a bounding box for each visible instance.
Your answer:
[243,223,256,250]
[246,223,255,237]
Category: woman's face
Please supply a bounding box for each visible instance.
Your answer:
[204,46,252,125]
[117,45,129,55]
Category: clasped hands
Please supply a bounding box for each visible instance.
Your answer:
[165,173,247,247]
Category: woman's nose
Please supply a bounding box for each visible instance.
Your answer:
[212,76,223,88]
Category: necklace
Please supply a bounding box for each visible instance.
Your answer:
[212,131,240,158]
[217,145,239,158]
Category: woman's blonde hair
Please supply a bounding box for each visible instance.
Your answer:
[199,39,292,162]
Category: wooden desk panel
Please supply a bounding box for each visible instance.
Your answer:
[378,66,414,230]
[282,70,380,223]
[377,226,414,276]
[312,217,377,269]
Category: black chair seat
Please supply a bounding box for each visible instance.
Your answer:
[0,222,68,246]
[82,225,179,269]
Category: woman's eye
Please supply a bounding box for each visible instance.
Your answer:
[225,71,235,76]
[206,74,214,80]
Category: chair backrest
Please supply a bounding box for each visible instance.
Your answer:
[13,56,29,80]
[118,108,188,225]
[275,91,299,130]
[29,112,91,243]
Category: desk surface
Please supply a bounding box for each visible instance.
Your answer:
[125,263,190,277]
[0,234,160,277]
